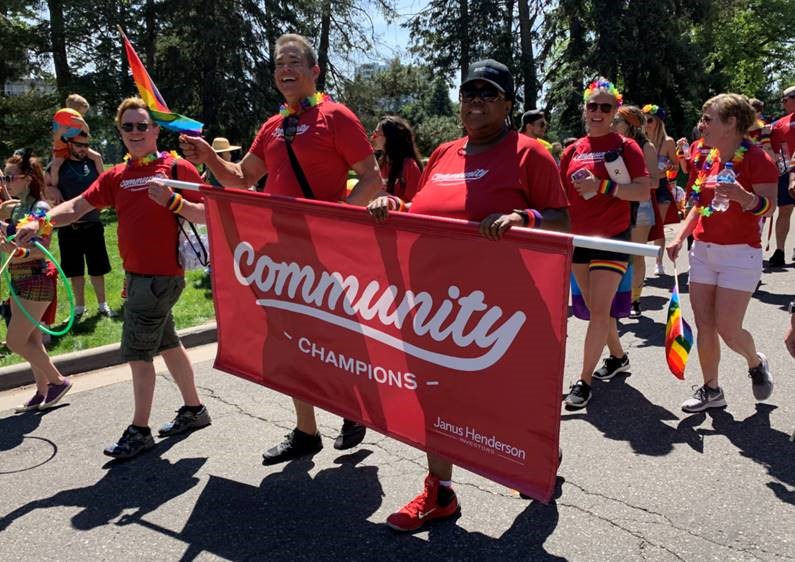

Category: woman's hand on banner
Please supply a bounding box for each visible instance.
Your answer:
[479,213,522,241]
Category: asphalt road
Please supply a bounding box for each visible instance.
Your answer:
[1,228,793,561]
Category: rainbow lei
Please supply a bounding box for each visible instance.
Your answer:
[279,92,331,117]
[690,140,750,217]
[16,208,53,238]
[123,150,181,167]
[583,79,623,106]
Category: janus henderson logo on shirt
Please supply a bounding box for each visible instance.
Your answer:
[232,241,527,372]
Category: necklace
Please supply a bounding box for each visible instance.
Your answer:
[64,159,93,180]
[279,92,330,117]
[690,139,749,217]
[123,150,180,168]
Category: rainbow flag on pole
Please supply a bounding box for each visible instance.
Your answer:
[119,27,203,135]
[665,274,693,379]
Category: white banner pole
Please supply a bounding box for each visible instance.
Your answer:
[164,178,661,258]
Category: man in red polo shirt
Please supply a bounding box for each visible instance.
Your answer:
[181,33,384,465]
[768,85,795,266]
[16,97,211,459]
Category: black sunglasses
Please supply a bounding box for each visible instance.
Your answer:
[120,122,153,132]
[459,85,502,103]
[283,115,299,143]
[0,174,24,182]
[69,140,90,148]
[586,102,615,113]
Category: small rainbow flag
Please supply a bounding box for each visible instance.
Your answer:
[665,273,693,379]
[119,27,203,135]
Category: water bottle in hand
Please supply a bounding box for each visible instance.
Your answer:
[713,162,735,212]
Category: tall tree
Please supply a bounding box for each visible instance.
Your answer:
[46,0,70,97]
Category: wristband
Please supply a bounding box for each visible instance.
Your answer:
[166,192,177,209]
[597,179,618,197]
[512,209,543,228]
[173,196,185,215]
[746,194,771,216]
[13,247,30,258]
[386,195,405,212]
[168,193,184,213]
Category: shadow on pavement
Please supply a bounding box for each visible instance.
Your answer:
[131,450,566,561]
[681,404,795,507]
[0,434,205,532]
[562,376,701,456]
[0,406,67,457]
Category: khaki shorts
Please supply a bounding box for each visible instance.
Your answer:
[121,273,185,362]
[688,241,762,293]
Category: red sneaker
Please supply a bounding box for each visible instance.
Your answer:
[386,474,459,532]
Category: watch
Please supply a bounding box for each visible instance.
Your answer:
[788,301,795,314]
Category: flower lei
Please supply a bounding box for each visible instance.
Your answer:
[16,207,53,238]
[642,104,665,120]
[689,139,750,217]
[123,150,181,167]
[279,92,331,117]
[583,79,623,106]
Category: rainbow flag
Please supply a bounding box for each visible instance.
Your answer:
[119,28,203,135]
[665,275,693,379]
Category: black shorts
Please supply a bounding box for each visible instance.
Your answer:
[572,228,631,265]
[56,222,112,278]
[655,177,674,203]
[777,173,795,206]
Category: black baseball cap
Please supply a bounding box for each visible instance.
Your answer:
[461,59,514,101]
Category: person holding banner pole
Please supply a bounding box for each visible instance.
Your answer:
[559,79,651,410]
[15,98,211,459]
[666,94,777,413]
[180,33,384,464]
[369,59,569,532]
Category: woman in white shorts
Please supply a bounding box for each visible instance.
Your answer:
[667,94,778,413]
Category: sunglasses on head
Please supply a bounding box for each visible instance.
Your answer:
[586,102,614,113]
[120,122,153,133]
[460,85,502,103]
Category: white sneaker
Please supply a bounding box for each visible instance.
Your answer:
[655,263,666,276]
[98,303,117,318]
[682,384,726,413]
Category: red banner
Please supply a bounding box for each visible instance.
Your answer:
[202,187,573,502]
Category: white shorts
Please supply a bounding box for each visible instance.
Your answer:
[688,241,762,292]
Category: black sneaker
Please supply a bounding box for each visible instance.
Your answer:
[593,354,630,381]
[564,380,591,410]
[768,249,785,267]
[158,405,212,437]
[103,425,155,459]
[629,301,642,319]
[334,419,367,450]
[262,429,322,465]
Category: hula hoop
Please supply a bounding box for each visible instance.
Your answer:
[3,236,76,336]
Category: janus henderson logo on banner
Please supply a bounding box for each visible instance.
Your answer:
[232,241,527,373]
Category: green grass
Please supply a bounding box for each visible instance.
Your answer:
[0,210,216,367]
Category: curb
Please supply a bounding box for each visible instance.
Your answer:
[0,321,217,392]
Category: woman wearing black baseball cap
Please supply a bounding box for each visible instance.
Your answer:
[368,59,569,532]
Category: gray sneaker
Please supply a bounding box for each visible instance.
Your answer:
[158,405,211,437]
[748,352,773,401]
[681,384,727,413]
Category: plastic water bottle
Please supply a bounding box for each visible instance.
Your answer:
[713,162,735,212]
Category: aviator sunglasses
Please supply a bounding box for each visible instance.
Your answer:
[586,102,615,113]
[120,122,153,133]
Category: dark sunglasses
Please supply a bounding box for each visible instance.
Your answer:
[120,122,153,132]
[69,140,90,148]
[782,95,795,102]
[283,115,299,143]
[459,85,502,103]
[586,102,614,113]
[646,116,656,123]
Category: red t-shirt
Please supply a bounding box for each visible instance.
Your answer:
[408,131,568,221]
[248,101,373,202]
[692,144,779,247]
[82,156,203,276]
[559,133,649,237]
[381,158,422,202]
[770,113,795,158]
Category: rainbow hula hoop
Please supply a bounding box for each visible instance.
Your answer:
[3,236,76,336]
